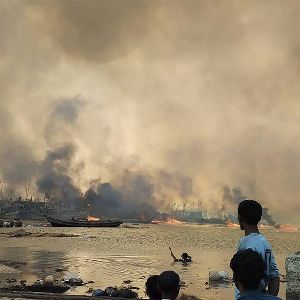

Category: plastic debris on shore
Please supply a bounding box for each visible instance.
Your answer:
[91,286,138,298]
[208,271,232,287]
[0,276,70,294]
[63,273,84,286]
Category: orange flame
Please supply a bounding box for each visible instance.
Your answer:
[165,217,184,225]
[225,220,239,228]
[276,224,298,232]
[87,215,100,221]
[150,218,184,225]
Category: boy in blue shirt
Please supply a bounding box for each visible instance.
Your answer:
[236,200,280,298]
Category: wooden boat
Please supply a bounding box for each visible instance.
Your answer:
[44,215,123,228]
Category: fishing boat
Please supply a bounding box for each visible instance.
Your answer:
[44,215,123,228]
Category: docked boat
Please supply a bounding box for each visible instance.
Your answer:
[44,215,123,228]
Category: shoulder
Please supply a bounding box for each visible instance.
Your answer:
[238,234,270,252]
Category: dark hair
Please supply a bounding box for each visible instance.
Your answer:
[230,249,266,290]
[146,275,162,300]
[238,200,262,225]
[158,271,180,299]
[181,253,189,259]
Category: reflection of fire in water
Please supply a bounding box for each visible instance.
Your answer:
[151,218,184,225]
[165,217,184,225]
[225,220,239,228]
[87,215,100,221]
[275,224,298,232]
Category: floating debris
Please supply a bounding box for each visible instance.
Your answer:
[55,267,67,272]
[123,280,133,284]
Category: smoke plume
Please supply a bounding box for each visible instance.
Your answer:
[1,0,300,223]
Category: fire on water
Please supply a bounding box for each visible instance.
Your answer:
[87,215,100,221]
[225,220,239,228]
[275,224,298,232]
[151,217,184,225]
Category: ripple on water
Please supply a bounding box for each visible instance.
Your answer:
[0,224,298,299]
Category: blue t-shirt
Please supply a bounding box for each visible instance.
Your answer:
[235,233,279,299]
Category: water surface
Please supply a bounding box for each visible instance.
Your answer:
[0,224,299,299]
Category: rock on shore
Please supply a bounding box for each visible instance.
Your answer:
[286,251,300,297]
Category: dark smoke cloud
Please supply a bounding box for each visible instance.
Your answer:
[1,0,300,223]
[84,182,158,218]
[36,144,81,201]
[262,207,277,226]
[222,185,248,207]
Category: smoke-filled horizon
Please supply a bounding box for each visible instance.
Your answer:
[1,0,300,223]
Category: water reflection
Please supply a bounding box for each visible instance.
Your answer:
[0,224,297,299]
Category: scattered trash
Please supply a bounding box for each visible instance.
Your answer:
[55,267,67,272]
[0,276,70,294]
[123,279,133,284]
[128,286,139,290]
[62,272,85,286]
[92,289,106,297]
[208,271,231,283]
[208,271,232,288]
[6,278,17,284]
[20,280,27,286]
[86,287,95,294]
[92,286,138,298]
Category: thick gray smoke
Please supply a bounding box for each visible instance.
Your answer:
[84,182,159,218]
[36,144,81,201]
[222,185,248,207]
[262,207,277,226]
[1,0,300,223]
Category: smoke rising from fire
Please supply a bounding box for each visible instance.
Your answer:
[1,0,300,222]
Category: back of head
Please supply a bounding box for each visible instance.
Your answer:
[146,275,162,300]
[158,271,180,299]
[230,249,266,290]
[238,200,262,225]
[181,253,188,260]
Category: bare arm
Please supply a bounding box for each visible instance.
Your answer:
[268,277,280,296]
[169,247,177,261]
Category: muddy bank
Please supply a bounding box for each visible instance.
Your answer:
[0,229,80,238]
[0,259,27,274]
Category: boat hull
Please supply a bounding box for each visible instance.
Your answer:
[45,215,122,228]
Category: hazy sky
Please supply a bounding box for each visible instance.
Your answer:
[1,0,300,223]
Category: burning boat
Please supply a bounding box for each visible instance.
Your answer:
[44,215,123,228]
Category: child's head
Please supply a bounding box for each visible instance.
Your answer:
[146,275,161,300]
[238,200,262,229]
[230,249,266,292]
[181,253,189,260]
[158,271,180,300]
